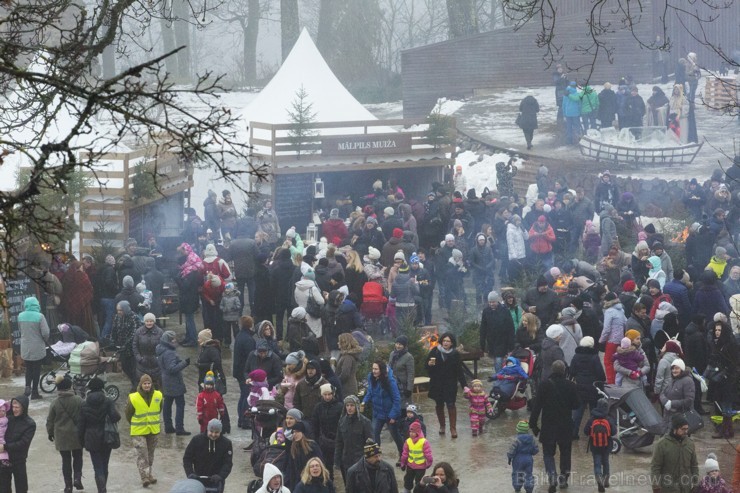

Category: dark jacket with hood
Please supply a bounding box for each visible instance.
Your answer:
[529,373,580,443]
[539,337,565,382]
[133,323,164,380]
[228,237,258,279]
[334,396,372,472]
[157,334,189,397]
[569,345,606,404]
[312,395,343,441]
[197,339,224,385]
[143,258,165,317]
[683,320,709,373]
[244,349,283,389]
[78,390,120,452]
[233,326,257,383]
[5,396,36,463]
[270,250,297,308]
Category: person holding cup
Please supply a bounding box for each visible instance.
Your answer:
[425,332,467,439]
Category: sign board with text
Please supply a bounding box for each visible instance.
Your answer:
[321,133,413,157]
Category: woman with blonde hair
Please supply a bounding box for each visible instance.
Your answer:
[294,457,335,493]
[343,250,368,307]
[336,333,362,396]
[516,312,541,351]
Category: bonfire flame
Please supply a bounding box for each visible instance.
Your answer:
[672,227,689,244]
[419,327,439,350]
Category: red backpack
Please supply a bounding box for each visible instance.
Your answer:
[589,418,611,450]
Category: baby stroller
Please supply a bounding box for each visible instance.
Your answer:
[594,383,665,453]
[361,281,388,335]
[487,353,533,419]
[40,345,72,393]
[246,399,287,447]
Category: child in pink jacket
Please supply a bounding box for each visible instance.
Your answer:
[400,421,433,491]
[464,379,493,436]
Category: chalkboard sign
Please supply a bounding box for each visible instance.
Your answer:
[4,274,36,351]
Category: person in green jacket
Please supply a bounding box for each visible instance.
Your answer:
[650,414,699,493]
[46,375,84,493]
[580,85,600,131]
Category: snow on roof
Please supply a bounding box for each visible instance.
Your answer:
[239,28,384,134]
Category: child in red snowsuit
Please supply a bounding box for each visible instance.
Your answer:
[463,379,492,436]
[196,371,225,433]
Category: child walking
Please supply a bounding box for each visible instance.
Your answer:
[220,282,241,348]
[507,420,538,493]
[584,398,616,492]
[400,421,433,493]
[398,404,426,441]
[463,379,492,436]
[196,371,225,433]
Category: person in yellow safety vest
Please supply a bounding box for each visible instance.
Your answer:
[399,421,433,492]
[125,373,163,487]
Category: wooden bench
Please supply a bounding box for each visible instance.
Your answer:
[156,317,170,328]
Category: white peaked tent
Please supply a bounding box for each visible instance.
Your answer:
[240,28,388,140]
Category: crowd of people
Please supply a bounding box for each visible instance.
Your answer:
[516,53,703,150]
[7,163,740,493]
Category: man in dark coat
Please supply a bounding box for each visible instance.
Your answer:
[244,341,283,390]
[0,396,36,492]
[233,316,257,429]
[521,276,561,328]
[156,330,191,435]
[183,418,233,491]
[269,248,296,340]
[593,171,619,214]
[143,257,165,318]
[529,360,580,493]
[335,395,373,483]
[479,291,515,371]
[518,94,540,150]
[622,86,646,135]
[312,384,344,479]
[203,190,220,238]
[228,235,258,315]
[345,439,399,493]
[598,82,618,128]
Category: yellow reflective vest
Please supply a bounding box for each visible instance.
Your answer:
[405,437,427,465]
[129,390,163,436]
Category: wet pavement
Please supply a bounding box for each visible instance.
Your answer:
[3,324,737,492]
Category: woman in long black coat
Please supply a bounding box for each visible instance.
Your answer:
[77,377,121,493]
[425,332,467,438]
[518,95,540,150]
[568,337,605,439]
[598,83,618,129]
[706,320,738,438]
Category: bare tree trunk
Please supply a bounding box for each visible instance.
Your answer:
[171,0,190,80]
[160,0,179,77]
[316,0,335,58]
[446,0,478,38]
[244,0,260,83]
[280,0,299,61]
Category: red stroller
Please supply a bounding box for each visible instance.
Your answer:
[360,281,388,335]
[487,349,536,419]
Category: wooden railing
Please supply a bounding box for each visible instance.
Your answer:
[249,118,456,166]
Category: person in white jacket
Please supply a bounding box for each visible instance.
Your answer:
[293,270,326,348]
[256,463,291,493]
[507,215,529,281]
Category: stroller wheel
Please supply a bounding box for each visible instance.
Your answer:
[610,438,622,454]
[486,402,502,420]
[40,372,57,393]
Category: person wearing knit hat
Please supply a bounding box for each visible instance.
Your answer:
[384,207,395,217]
[702,453,721,478]
[294,360,327,420]
[651,414,698,493]
[345,436,396,491]
[400,420,433,491]
[579,336,595,348]
[507,419,538,493]
[392,227,403,239]
[444,233,455,243]
[545,324,564,340]
[126,373,164,486]
[329,208,340,219]
[625,329,641,342]
[599,290,626,384]
[480,289,513,371]
[571,334,605,440]
[623,279,636,292]
[198,329,213,346]
[367,246,381,261]
[195,370,225,436]
[48,370,85,491]
[394,250,406,262]
[313,382,342,476]
[158,330,191,436]
[463,379,490,436]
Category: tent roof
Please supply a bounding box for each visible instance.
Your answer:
[239,28,380,127]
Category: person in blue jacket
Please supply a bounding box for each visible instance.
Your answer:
[508,420,539,493]
[361,359,402,457]
[563,82,583,145]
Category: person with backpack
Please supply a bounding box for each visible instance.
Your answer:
[583,398,617,492]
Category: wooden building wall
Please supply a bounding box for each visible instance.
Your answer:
[401,0,739,118]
